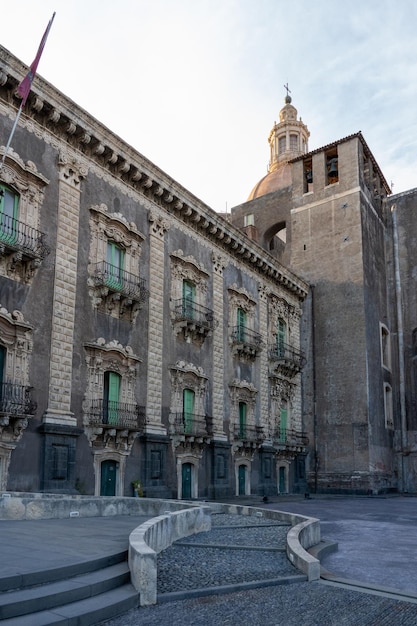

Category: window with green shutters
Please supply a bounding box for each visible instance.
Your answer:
[279,401,288,443]
[238,401,247,438]
[183,388,195,434]
[237,307,247,342]
[182,280,195,320]
[103,371,121,425]
[0,184,19,244]
[106,241,124,290]
[277,318,286,358]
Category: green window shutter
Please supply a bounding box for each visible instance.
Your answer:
[279,407,288,442]
[277,319,286,357]
[0,185,19,244]
[237,308,247,342]
[182,280,195,319]
[106,242,124,289]
[239,402,247,437]
[183,388,195,434]
[104,371,121,425]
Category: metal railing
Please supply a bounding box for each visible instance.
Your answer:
[268,342,305,369]
[92,261,149,303]
[273,428,309,447]
[231,326,263,350]
[173,299,216,331]
[171,412,213,437]
[0,215,50,259]
[233,424,264,443]
[87,399,146,430]
[0,382,36,416]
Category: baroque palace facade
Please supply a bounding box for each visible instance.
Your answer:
[0,46,309,499]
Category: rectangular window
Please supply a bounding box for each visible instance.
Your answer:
[279,403,288,442]
[384,384,394,429]
[104,371,121,425]
[277,319,286,357]
[182,280,195,320]
[237,307,247,342]
[290,134,298,151]
[278,136,286,154]
[244,213,254,227]
[380,324,391,369]
[106,241,125,290]
[0,185,19,244]
[183,388,195,434]
[239,401,247,438]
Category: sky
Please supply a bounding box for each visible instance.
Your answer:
[2,0,417,212]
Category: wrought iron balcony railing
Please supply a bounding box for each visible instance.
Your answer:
[0,215,50,259]
[173,299,216,332]
[231,326,263,351]
[87,399,146,431]
[0,382,36,416]
[233,424,265,443]
[273,428,309,448]
[268,342,305,373]
[171,412,213,437]
[92,261,149,303]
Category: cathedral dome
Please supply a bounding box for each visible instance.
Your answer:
[247,163,292,200]
[247,91,309,201]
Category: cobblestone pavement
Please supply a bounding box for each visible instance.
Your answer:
[99,498,417,626]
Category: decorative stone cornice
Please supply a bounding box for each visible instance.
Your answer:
[0,48,308,300]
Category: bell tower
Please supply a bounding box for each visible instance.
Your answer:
[268,86,310,173]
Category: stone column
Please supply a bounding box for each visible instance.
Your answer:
[258,284,270,438]
[211,253,227,440]
[145,211,170,435]
[43,153,87,427]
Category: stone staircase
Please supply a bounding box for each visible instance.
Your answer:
[0,550,138,625]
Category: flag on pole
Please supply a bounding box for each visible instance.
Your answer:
[17,12,56,107]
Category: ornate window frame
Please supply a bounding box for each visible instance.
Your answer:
[169,360,209,442]
[228,284,262,360]
[170,250,213,344]
[0,147,49,282]
[229,378,261,449]
[0,306,34,488]
[83,338,143,451]
[88,203,147,320]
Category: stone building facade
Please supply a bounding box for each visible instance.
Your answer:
[231,95,417,494]
[0,47,309,498]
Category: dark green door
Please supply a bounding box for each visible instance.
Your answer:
[100,460,117,496]
[279,466,286,493]
[238,464,246,495]
[182,462,192,499]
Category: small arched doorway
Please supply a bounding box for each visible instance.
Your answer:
[100,459,118,496]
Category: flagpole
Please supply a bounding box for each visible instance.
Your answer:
[0,102,24,174]
[0,11,55,175]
